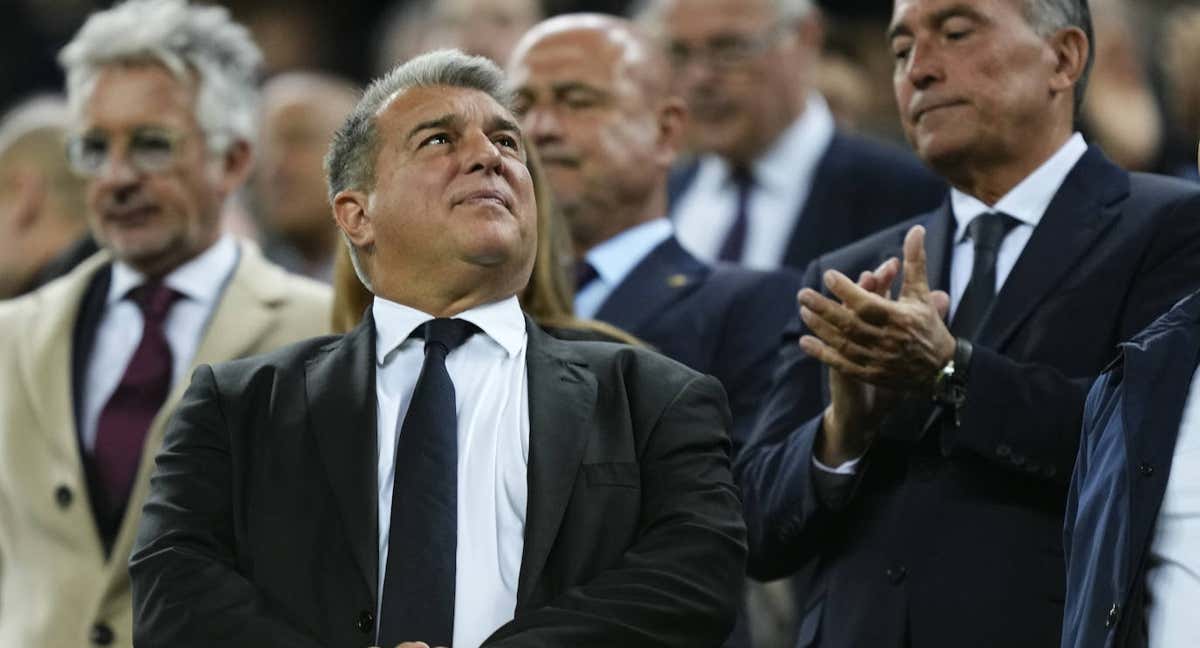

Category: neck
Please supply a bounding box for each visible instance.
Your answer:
[373,265,524,318]
[572,188,667,259]
[943,128,1074,206]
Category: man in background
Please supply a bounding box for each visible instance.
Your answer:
[0,2,330,646]
[643,0,945,273]
[257,72,359,283]
[0,95,94,298]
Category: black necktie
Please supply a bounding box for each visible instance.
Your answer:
[574,260,599,291]
[378,317,477,648]
[951,212,1018,339]
[717,167,754,263]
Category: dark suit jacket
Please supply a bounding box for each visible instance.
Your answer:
[1063,290,1200,648]
[735,148,1200,648]
[667,131,946,273]
[129,315,747,648]
[593,236,802,454]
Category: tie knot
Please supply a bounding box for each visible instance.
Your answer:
[417,318,477,354]
[966,212,1017,253]
[574,260,599,291]
[729,165,755,190]
[128,281,181,323]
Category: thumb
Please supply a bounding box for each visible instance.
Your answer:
[929,290,950,319]
[900,225,930,300]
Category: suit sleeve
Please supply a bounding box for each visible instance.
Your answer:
[946,192,1200,483]
[713,270,804,457]
[129,366,326,648]
[483,374,747,648]
[733,260,857,581]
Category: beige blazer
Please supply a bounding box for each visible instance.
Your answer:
[0,241,332,648]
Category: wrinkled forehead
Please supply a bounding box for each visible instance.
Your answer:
[377,84,523,139]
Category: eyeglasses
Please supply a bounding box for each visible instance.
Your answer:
[666,26,788,70]
[67,127,191,177]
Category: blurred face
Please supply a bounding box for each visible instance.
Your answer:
[889,0,1064,171]
[258,95,341,241]
[510,27,667,251]
[436,0,541,64]
[79,64,234,276]
[660,0,809,164]
[364,85,536,297]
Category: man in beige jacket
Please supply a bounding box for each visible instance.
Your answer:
[0,1,331,646]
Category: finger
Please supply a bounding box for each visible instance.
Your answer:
[799,334,874,381]
[929,290,951,319]
[900,225,930,300]
[870,257,900,297]
[800,306,877,365]
[799,288,889,345]
[824,270,895,323]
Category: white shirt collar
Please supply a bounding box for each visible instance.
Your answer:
[107,234,239,307]
[951,132,1088,242]
[703,92,836,197]
[584,218,674,288]
[373,294,527,363]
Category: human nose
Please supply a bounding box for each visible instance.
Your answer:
[462,130,503,174]
[902,38,942,90]
[522,104,562,147]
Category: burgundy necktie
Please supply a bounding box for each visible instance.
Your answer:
[92,281,181,519]
[717,166,754,263]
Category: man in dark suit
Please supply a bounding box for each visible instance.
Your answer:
[508,13,800,456]
[129,49,746,648]
[640,0,944,273]
[735,0,1200,646]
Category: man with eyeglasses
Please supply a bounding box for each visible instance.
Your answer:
[641,0,944,275]
[0,2,330,647]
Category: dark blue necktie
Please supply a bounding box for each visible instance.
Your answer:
[574,260,599,291]
[378,318,477,648]
[950,212,1018,340]
[717,166,754,263]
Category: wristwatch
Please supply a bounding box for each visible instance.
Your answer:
[933,337,973,416]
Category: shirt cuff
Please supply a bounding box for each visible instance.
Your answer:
[812,454,863,475]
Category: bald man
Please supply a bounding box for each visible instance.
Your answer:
[510,14,800,459]
[257,72,359,282]
[0,96,93,298]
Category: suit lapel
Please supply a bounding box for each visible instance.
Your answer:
[593,237,707,335]
[886,207,952,300]
[307,314,379,598]
[975,149,1127,350]
[516,320,596,608]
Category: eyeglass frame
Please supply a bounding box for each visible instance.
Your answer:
[665,22,796,71]
[66,125,200,178]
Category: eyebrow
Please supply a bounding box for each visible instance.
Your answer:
[887,3,986,41]
[405,113,524,142]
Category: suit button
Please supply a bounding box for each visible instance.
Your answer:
[885,564,908,584]
[355,610,374,634]
[55,484,73,509]
[1139,462,1154,477]
[90,622,114,645]
[1106,603,1120,628]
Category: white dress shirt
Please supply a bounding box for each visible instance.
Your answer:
[946,132,1088,319]
[574,218,674,319]
[373,295,529,648]
[81,234,238,451]
[673,93,835,270]
[1144,363,1200,647]
[813,133,1088,476]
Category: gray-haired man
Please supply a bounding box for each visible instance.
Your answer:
[129,48,746,648]
[0,1,330,647]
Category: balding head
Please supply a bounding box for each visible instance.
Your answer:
[0,96,89,297]
[258,71,359,262]
[508,14,687,255]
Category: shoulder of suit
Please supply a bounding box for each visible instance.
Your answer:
[205,331,343,383]
[547,333,707,383]
[0,250,108,325]
[812,213,928,272]
[230,240,332,310]
[1127,171,1200,206]
[705,263,803,297]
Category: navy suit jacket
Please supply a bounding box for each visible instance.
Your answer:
[667,131,946,273]
[592,236,801,455]
[1064,290,1200,648]
[735,147,1200,648]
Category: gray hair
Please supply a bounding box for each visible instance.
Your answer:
[1024,0,1094,119]
[58,0,263,153]
[324,49,514,292]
